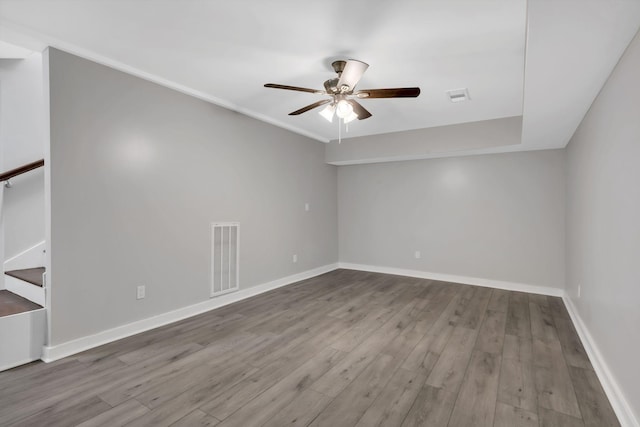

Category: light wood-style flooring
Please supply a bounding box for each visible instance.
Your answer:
[0,269,620,426]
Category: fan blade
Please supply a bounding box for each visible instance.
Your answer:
[337,59,369,92]
[288,99,331,115]
[355,87,421,98]
[264,83,324,94]
[347,100,372,120]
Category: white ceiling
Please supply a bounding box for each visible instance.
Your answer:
[0,0,639,150]
[0,39,32,57]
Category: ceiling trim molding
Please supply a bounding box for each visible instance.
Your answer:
[0,18,330,143]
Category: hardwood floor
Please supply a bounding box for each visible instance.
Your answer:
[0,269,620,426]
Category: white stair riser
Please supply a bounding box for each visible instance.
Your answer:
[5,275,45,306]
[0,309,46,371]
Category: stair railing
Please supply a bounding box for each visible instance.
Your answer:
[0,159,44,188]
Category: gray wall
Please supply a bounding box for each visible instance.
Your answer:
[566,29,640,419]
[326,116,523,165]
[0,54,45,283]
[338,149,565,289]
[47,49,338,345]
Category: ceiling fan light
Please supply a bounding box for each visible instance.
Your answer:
[337,59,369,92]
[344,111,358,124]
[335,100,353,118]
[319,104,335,122]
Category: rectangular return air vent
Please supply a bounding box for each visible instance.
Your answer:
[211,222,239,297]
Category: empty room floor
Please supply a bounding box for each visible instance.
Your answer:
[0,269,619,426]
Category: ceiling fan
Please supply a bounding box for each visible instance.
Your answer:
[264,59,420,124]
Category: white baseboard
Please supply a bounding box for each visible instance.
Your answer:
[41,263,339,362]
[338,262,564,297]
[563,296,639,427]
[4,241,45,271]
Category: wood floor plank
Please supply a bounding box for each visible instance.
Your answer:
[411,285,458,335]
[458,286,492,329]
[309,353,400,426]
[214,347,346,426]
[310,302,416,398]
[554,316,592,369]
[568,366,620,427]
[169,409,220,427]
[260,389,332,427]
[494,402,538,427]
[498,357,537,412]
[198,343,343,420]
[354,368,427,427]
[487,289,510,312]
[529,301,559,341]
[381,329,423,362]
[402,326,453,373]
[330,305,396,352]
[425,326,477,393]
[529,293,550,307]
[10,396,111,427]
[76,399,150,427]
[502,333,533,363]
[506,292,531,338]
[447,351,501,427]
[122,334,266,409]
[400,385,457,427]
[538,407,585,427]
[534,363,582,418]
[475,309,507,354]
[547,296,571,320]
[98,342,207,406]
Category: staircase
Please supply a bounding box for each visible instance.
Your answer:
[0,266,46,371]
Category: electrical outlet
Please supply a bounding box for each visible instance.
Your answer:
[304,203,310,212]
[414,251,421,259]
[137,285,146,300]
[293,254,298,263]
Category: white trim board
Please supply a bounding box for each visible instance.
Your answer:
[0,308,46,372]
[5,275,45,306]
[4,240,45,272]
[338,262,564,297]
[563,296,639,427]
[41,263,339,362]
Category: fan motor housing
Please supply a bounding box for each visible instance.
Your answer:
[331,60,346,75]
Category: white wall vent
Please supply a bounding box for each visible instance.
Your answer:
[211,222,239,297]
[446,88,471,103]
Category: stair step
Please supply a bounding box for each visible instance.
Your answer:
[0,290,42,317]
[4,267,45,287]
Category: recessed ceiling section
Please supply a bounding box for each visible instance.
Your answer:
[0,0,526,142]
[325,116,523,165]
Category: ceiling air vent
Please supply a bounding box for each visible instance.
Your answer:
[446,88,471,103]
